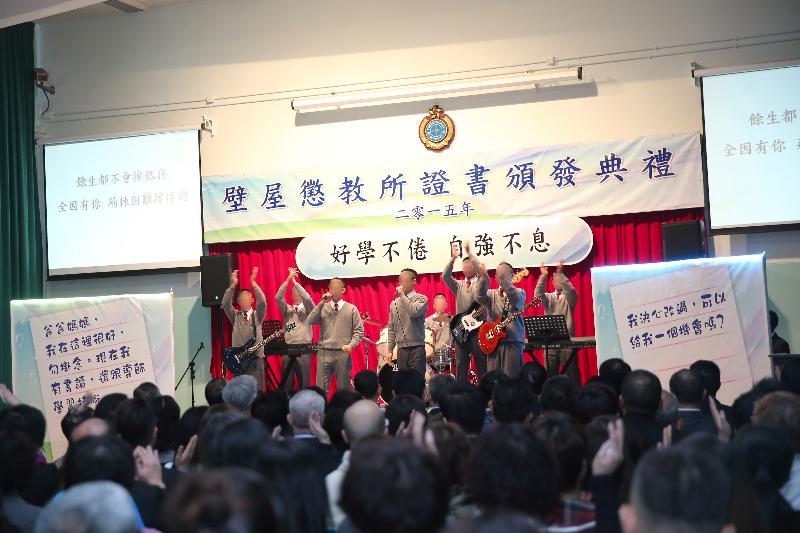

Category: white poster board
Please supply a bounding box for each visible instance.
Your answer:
[11,294,174,459]
[591,255,770,404]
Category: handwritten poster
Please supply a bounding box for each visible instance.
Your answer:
[27,298,157,458]
[609,265,753,401]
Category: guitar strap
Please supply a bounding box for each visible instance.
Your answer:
[251,310,258,348]
[501,295,511,320]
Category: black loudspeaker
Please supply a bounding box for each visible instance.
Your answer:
[662,220,706,262]
[200,254,232,307]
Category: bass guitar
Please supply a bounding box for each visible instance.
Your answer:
[224,322,296,375]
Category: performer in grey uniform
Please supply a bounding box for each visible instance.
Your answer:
[307,277,364,393]
[275,267,315,392]
[476,261,526,377]
[442,241,487,383]
[534,260,580,383]
[387,268,429,376]
[424,293,453,352]
[221,267,268,390]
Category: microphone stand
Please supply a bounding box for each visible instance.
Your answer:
[176,342,204,407]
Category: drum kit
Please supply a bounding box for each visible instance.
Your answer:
[361,312,455,380]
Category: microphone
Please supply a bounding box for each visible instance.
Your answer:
[199,342,204,349]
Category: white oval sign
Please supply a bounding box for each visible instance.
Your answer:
[296,215,593,280]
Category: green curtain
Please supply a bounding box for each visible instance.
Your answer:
[0,23,43,386]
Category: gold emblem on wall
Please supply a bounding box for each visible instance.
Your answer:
[419,105,455,151]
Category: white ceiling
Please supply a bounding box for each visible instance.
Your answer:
[36,0,202,22]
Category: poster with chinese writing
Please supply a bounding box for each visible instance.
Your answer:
[11,294,174,460]
[610,266,752,401]
[591,255,770,404]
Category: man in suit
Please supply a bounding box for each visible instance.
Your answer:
[307,277,364,393]
[442,241,486,383]
[669,368,717,440]
[221,267,268,390]
[534,260,580,383]
[275,267,315,392]
[387,268,429,376]
[287,390,340,477]
[476,262,526,377]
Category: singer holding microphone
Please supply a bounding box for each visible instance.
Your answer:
[387,268,429,376]
[307,277,364,394]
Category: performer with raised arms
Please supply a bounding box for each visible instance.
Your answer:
[534,260,580,382]
[442,241,486,383]
[275,267,315,391]
[221,266,268,389]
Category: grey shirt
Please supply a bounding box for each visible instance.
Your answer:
[477,274,527,345]
[222,283,268,357]
[276,281,315,344]
[425,313,453,350]
[534,272,577,335]
[387,291,429,352]
[442,253,485,314]
[308,299,364,350]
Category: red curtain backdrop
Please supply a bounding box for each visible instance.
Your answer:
[208,208,703,388]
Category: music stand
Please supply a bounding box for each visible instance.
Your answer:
[261,320,286,391]
[524,315,571,376]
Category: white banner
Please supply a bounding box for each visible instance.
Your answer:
[202,132,703,243]
[296,215,593,279]
[11,294,174,459]
[591,255,771,404]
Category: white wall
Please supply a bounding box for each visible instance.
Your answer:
[34,0,800,361]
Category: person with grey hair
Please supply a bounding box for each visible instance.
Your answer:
[222,374,258,414]
[35,481,141,533]
[288,389,326,434]
[288,389,340,477]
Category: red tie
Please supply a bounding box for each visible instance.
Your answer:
[334,302,339,313]
[242,311,248,321]
[466,280,471,289]
[500,289,504,298]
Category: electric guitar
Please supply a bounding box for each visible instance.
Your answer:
[449,302,486,346]
[477,296,541,355]
[224,322,296,375]
[449,267,530,346]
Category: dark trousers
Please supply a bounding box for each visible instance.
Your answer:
[397,345,427,376]
[455,336,486,384]
[281,354,311,392]
[246,357,265,392]
[546,348,581,383]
